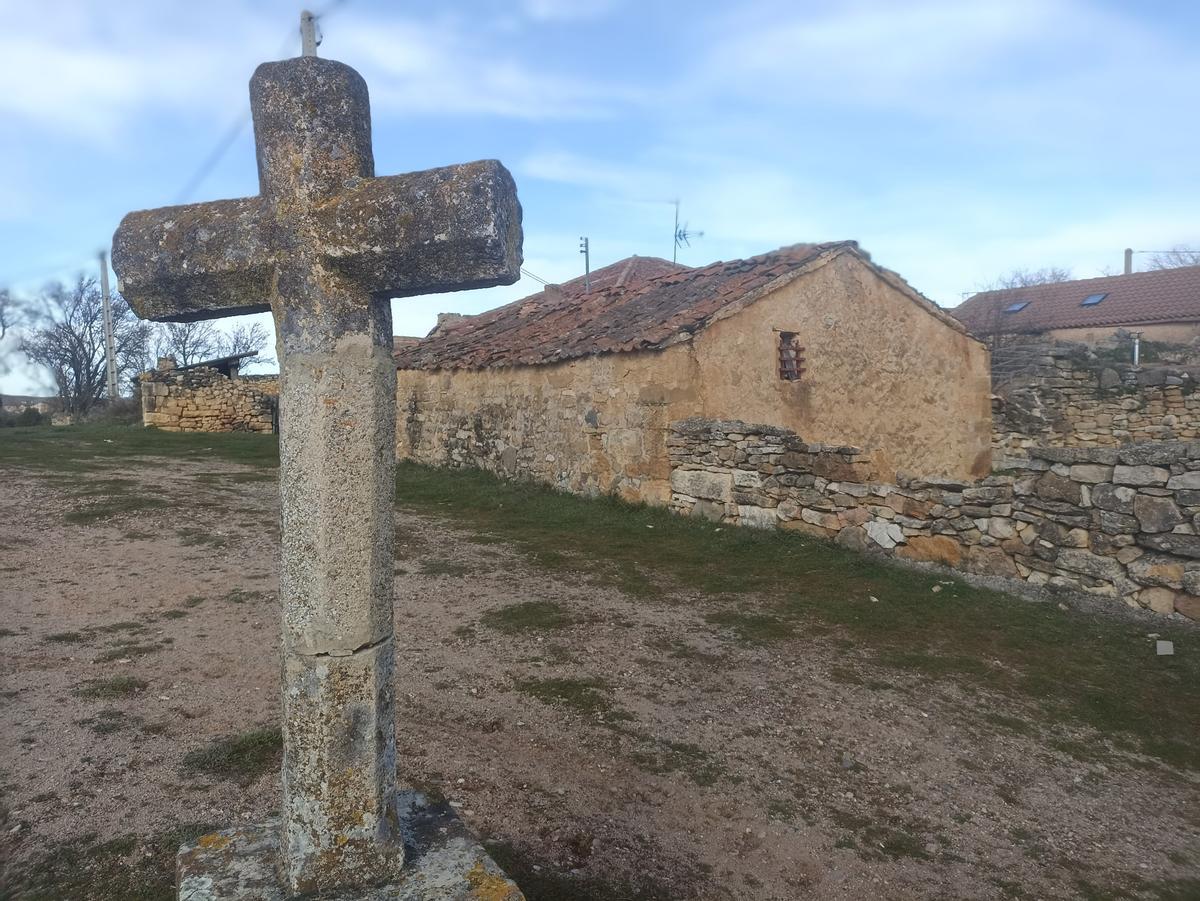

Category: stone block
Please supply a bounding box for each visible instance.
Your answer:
[281,641,401,894]
[176,791,524,900]
[738,505,777,529]
[1127,555,1185,589]
[865,520,904,549]
[1070,464,1112,484]
[1113,465,1169,487]
[1035,472,1082,504]
[1133,495,1183,533]
[1137,532,1200,559]
[732,469,762,489]
[896,534,963,566]
[965,545,1019,577]
[1138,587,1177,615]
[1175,594,1200,620]
[1166,471,1200,490]
[1117,442,1192,466]
[670,468,732,502]
[1055,548,1123,580]
[1091,483,1136,514]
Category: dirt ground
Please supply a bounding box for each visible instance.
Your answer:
[1,451,1198,900]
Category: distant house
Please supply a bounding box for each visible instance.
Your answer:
[395,241,992,501]
[952,266,1200,345]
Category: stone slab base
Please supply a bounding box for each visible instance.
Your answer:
[177,791,524,900]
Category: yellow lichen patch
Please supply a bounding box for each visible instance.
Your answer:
[466,859,524,901]
[196,833,232,851]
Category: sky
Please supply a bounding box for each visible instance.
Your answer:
[1,0,1198,393]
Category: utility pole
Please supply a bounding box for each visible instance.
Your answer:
[672,200,679,264]
[98,250,119,402]
[579,236,590,290]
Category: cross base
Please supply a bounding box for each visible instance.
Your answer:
[177,791,524,900]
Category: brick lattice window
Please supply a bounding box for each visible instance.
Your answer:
[778,331,805,381]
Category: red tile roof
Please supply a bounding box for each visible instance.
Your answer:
[394,241,967,371]
[952,266,1200,336]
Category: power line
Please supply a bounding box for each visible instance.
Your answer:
[173,1,352,205]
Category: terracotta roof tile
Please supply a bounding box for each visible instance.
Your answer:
[952,267,1200,335]
[395,241,961,370]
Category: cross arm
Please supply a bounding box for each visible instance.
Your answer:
[315,159,523,298]
[112,197,274,323]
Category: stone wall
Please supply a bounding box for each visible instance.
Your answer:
[141,367,277,433]
[668,417,1200,621]
[992,339,1200,457]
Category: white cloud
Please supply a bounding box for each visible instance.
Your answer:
[339,18,642,120]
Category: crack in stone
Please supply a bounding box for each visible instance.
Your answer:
[296,632,392,659]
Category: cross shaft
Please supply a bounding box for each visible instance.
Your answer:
[112,55,521,897]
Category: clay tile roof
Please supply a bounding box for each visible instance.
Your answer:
[951,266,1200,336]
[395,242,884,371]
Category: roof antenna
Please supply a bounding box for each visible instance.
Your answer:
[673,199,703,264]
[579,236,591,290]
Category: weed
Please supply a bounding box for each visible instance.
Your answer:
[704,610,794,644]
[181,726,282,785]
[515,677,616,718]
[419,559,475,577]
[481,600,571,634]
[94,641,163,663]
[176,527,228,548]
[73,676,148,699]
[45,631,87,643]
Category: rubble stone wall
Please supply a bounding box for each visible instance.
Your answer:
[669,417,1200,621]
[141,368,277,433]
[992,339,1200,456]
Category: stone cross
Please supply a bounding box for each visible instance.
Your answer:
[112,44,521,897]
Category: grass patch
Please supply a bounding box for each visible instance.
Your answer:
[93,641,164,663]
[0,823,220,901]
[0,423,278,475]
[181,726,282,786]
[73,676,148,699]
[481,600,572,634]
[222,588,265,604]
[704,610,794,644]
[419,559,475,577]
[515,677,616,718]
[45,630,87,643]
[64,494,169,525]
[175,527,227,548]
[396,461,1200,771]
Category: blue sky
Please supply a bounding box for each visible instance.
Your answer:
[2,0,1198,393]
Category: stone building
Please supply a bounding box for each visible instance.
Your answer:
[953,265,1200,345]
[140,352,278,432]
[395,242,992,502]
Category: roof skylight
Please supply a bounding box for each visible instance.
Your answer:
[1081,293,1108,306]
[1004,301,1030,313]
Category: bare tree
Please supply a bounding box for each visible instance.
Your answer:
[20,276,152,415]
[154,320,223,367]
[0,287,15,341]
[984,267,1073,290]
[1147,246,1200,270]
[223,321,275,367]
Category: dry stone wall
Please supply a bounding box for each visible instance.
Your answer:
[992,340,1200,457]
[141,368,277,433]
[669,417,1200,621]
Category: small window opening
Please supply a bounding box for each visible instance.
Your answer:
[778,331,805,381]
[1081,292,1107,306]
[1004,301,1030,313]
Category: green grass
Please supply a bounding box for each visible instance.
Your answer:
[481,600,572,634]
[515,677,617,718]
[0,423,278,474]
[73,676,148,699]
[395,462,1200,772]
[180,726,282,785]
[0,823,220,901]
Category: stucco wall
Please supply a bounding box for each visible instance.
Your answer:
[688,254,992,480]
[396,254,992,503]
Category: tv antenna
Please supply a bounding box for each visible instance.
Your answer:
[672,200,703,263]
[579,236,590,290]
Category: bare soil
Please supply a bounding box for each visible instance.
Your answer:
[0,452,1197,900]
